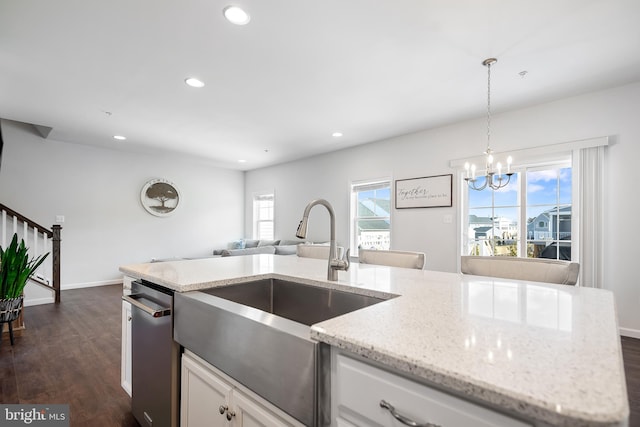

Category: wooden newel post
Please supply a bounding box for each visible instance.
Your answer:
[52,225,62,304]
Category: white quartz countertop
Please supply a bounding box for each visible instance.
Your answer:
[120,255,628,427]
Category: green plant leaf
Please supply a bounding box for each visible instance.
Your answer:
[0,233,49,299]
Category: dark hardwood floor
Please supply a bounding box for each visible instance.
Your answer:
[1,284,640,426]
[623,336,640,427]
[0,285,138,427]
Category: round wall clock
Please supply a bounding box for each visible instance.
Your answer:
[140,178,180,217]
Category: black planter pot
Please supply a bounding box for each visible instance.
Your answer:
[1,296,23,346]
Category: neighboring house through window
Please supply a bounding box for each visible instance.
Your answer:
[253,192,274,240]
[350,179,391,256]
[463,160,572,260]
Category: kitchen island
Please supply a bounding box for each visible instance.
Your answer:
[120,254,628,427]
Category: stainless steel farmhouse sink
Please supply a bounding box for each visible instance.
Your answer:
[202,278,385,326]
[173,278,388,427]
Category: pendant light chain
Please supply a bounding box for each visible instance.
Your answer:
[486,60,491,153]
[464,57,513,192]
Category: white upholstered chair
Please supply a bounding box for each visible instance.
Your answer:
[460,256,580,286]
[296,244,344,260]
[358,249,426,270]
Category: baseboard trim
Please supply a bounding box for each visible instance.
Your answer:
[62,279,123,290]
[24,296,55,307]
[23,280,122,306]
[619,327,640,339]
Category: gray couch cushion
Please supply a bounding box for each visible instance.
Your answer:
[258,239,280,247]
[244,239,260,248]
[275,245,298,255]
[278,239,303,246]
[221,246,276,257]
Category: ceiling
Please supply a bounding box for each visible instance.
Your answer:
[1,1,639,171]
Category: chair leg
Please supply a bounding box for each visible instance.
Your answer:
[8,321,14,346]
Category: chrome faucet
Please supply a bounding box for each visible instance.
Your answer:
[296,199,350,281]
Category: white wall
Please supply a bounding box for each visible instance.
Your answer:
[245,81,640,336]
[0,120,244,291]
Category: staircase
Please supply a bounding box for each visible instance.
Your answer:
[0,203,62,304]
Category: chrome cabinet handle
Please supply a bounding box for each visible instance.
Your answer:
[380,400,440,427]
[226,410,236,421]
[219,405,227,415]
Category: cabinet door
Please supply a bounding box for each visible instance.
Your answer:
[120,300,132,396]
[182,353,233,427]
[232,391,291,427]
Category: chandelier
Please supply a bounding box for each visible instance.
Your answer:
[464,58,513,191]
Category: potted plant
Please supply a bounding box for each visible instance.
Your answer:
[1,233,49,342]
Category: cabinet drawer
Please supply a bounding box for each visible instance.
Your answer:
[335,354,531,427]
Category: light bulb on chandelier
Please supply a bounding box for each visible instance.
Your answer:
[464,58,514,191]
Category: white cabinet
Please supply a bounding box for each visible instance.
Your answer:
[120,299,132,396]
[332,351,532,427]
[181,351,304,427]
[121,275,135,396]
[181,352,231,427]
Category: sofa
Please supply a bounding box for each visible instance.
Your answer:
[214,239,307,257]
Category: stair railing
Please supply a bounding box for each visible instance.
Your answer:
[0,203,61,303]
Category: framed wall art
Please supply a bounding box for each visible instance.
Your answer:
[395,174,452,209]
[141,178,180,217]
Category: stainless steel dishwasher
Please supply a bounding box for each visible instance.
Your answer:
[123,280,179,427]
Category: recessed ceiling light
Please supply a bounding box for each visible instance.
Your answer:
[223,6,250,25]
[332,132,343,138]
[238,159,247,163]
[185,77,205,88]
[113,135,126,140]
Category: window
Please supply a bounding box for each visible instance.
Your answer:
[253,193,274,240]
[350,179,391,256]
[463,161,572,260]
[525,166,572,260]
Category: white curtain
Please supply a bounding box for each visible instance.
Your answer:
[575,145,605,288]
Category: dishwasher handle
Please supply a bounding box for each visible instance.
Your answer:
[123,294,171,318]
